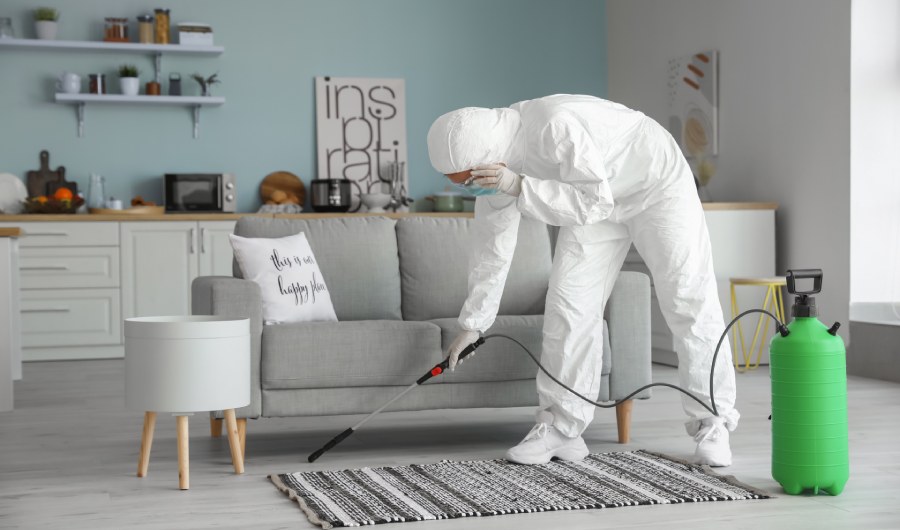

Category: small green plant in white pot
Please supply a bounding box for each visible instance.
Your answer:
[118,64,140,96]
[34,7,59,40]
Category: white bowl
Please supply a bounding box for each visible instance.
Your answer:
[360,193,392,213]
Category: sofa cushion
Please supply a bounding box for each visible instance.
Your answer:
[261,320,442,389]
[431,316,611,384]
[397,216,552,321]
[233,216,401,321]
[229,232,338,324]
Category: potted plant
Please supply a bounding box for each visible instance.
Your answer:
[34,7,59,40]
[191,72,220,96]
[119,64,140,96]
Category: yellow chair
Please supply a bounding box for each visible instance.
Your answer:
[729,276,787,372]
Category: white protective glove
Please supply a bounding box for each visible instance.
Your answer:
[446,329,481,371]
[470,164,523,197]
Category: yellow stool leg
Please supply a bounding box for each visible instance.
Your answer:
[776,283,787,324]
[730,282,747,372]
[747,286,773,370]
[756,286,779,369]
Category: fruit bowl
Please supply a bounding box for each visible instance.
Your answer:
[22,195,84,214]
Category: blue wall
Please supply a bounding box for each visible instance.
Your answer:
[0,0,607,212]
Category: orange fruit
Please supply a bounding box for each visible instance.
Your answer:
[53,187,73,201]
[35,196,48,204]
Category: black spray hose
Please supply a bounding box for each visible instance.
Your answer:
[307,310,787,462]
[487,308,788,418]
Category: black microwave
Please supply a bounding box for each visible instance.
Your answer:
[164,173,237,213]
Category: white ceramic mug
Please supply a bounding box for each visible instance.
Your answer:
[56,72,81,94]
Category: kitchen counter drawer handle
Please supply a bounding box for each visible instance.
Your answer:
[23,232,69,237]
[21,266,70,271]
[22,307,71,313]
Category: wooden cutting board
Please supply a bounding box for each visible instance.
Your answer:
[259,171,305,204]
[26,150,67,198]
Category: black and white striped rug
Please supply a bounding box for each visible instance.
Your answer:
[270,450,770,528]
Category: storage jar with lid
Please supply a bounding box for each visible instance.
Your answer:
[0,17,15,39]
[137,14,153,44]
[154,8,170,44]
[104,17,129,42]
[89,74,107,94]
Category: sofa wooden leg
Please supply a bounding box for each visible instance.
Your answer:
[210,417,223,438]
[616,399,633,444]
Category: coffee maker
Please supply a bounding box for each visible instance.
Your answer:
[309,179,351,212]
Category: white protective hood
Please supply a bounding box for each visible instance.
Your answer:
[426,107,523,174]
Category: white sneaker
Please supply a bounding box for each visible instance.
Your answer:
[693,417,732,467]
[505,421,589,465]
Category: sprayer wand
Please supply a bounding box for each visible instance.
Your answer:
[308,338,486,462]
[307,310,788,462]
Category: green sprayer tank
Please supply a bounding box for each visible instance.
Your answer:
[768,269,848,495]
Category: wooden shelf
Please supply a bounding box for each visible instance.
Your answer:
[0,37,223,55]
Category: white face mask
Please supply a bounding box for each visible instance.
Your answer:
[450,177,498,196]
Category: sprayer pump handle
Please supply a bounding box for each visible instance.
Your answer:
[786,269,823,295]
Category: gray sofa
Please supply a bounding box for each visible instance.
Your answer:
[192,215,651,447]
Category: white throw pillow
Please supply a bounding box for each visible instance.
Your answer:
[229,232,338,324]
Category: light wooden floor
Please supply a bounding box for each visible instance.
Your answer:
[1,360,899,529]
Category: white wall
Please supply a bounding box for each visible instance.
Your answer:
[607,0,851,336]
[850,0,900,308]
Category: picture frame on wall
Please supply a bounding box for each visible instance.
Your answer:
[314,76,408,212]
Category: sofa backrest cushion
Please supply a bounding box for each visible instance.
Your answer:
[397,216,552,321]
[233,216,401,321]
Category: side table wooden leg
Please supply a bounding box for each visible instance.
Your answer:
[177,415,190,490]
[210,416,223,438]
[224,409,244,474]
[137,411,156,477]
[237,418,247,458]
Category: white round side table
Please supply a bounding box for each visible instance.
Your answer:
[125,316,250,490]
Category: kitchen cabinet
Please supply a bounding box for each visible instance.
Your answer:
[21,288,121,348]
[0,221,122,361]
[622,205,777,366]
[199,221,237,277]
[1,228,21,412]
[121,221,235,319]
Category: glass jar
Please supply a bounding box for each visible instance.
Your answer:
[104,17,129,42]
[0,17,15,39]
[88,74,107,95]
[137,14,154,44]
[154,8,170,44]
[87,174,106,210]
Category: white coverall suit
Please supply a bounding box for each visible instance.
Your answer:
[427,94,739,439]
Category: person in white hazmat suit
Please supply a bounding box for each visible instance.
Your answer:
[426,94,739,467]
